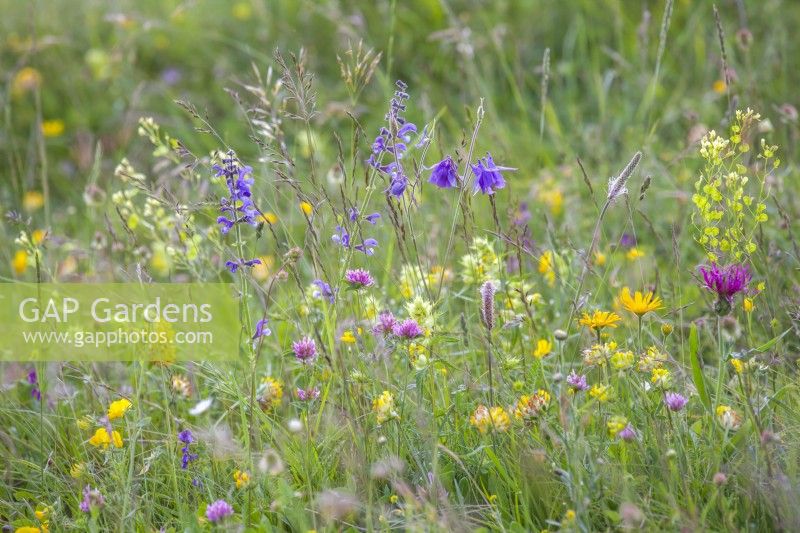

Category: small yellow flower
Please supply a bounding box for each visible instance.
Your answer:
[625,247,645,261]
[538,251,556,287]
[619,287,663,317]
[41,119,65,138]
[23,191,44,212]
[14,526,42,533]
[232,1,252,20]
[260,212,278,225]
[607,415,628,437]
[610,350,634,370]
[31,229,47,245]
[88,427,123,449]
[579,310,621,331]
[532,339,553,359]
[107,398,132,420]
[730,358,744,374]
[589,384,612,403]
[13,66,42,94]
[470,405,510,434]
[716,405,742,431]
[650,367,672,388]
[743,297,754,313]
[593,251,607,266]
[661,322,674,336]
[712,79,727,94]
[70,462,85,478]
[76,415,91,430]
[562,509,577,525]
[258,377,283,410]
[12,250,28,275]
[300,201,313,216]
[373,391,398,424]
[340,330,357,344]
[514,390,550,420]
[234,469,250,489]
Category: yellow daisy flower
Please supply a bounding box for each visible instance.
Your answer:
[619,287,663,317]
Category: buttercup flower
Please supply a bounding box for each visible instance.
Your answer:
[206,500,234,523]
[89,428,123,449]
[619,287,663,317]
[428,156,460,189]
[532,339,553,359]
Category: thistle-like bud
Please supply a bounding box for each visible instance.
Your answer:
[479,281,496,331]
[607,151,642,203]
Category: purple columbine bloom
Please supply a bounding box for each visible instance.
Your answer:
[296,387,320,401]
[617,424,637,442]
[206,499,234,523]
[178,429,198,469]
[225,257,261,273]
[392,318,424,340]
[345,268,375,288]
[252,318,271,340]
[388,172,408,197]
[471,153,515,195]
[699,263,751,303]
[292,337,317,364]
[373,312,397,336]
[664,392,688,412]
[567,371,589,392]
[312,279,337,304]
[428,156,460,189]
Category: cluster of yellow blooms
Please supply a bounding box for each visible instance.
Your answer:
[88,398,131,449]
[372,391,398,424]
[470,405,511,434]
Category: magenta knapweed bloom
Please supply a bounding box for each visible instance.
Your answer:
[428,156,459,189]
[392,318,424,339]
[471,153,515,195]
[664,392,688,412]
[292,337,317,364]
[567,371,589,392]
[206,499,234,522]
[372,311,397,336]
[617,424,636,442]
[699,263,751,303]
[345,268,375,288]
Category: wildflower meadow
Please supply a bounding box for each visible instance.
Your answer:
[3,1,800,531]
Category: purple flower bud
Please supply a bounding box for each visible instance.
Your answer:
[617,424,636,442]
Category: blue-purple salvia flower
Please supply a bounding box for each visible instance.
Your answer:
[252,318,271,340]
[312,279,337,304]
[214,151,258,235]
[354,238,378,256]
[428,156,460,189]
[206,499,234,523]
[471,153,514,195]
[178,429,198,469]
[27,369,41,401]
[225,257,261,274]
[332,226,378,256]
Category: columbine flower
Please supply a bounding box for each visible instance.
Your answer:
[79,485,105,514]
[716,405,742,431]
[292,337,317,364]
[619,287,663,317]
[178,429,198,469]
[514,390,551,420]
[205,500,234,523]
[296,387,320,402]
[345,268,375,288]
[664,392,688,412]
[107,398,132,420]
[252,318,271,340]
[428,156,460,189]
[471,153,515,195]
[567,371,589,392]
[579,310,621,331]
[392,318,424,340]
[372,312,397,336]
[699,263,751,304]
[470,405,510,434]
[372,390,398,424]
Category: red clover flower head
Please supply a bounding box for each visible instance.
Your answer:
[205,499,234,523]
[345,268,375,288]
[392,318,424,340]
[292,337,318,364]
[664,392,688,412]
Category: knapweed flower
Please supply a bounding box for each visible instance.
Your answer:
[292,337,317,364]
[214,151,258,235]
[178,429,198,469]
[471,153,515,195]
[589,384,612,403]
[27,369,41,401]
[107,398,132,420]
[392,318,424,340]
[79,485,105,513]
[664,392,688,411]
[470,405,511,434]
[372,390,398,424]
[619,287,663,317]
[205,500,234,523]
[699,263,751,303]
[716,405,742,431]
[296,387,320,401]
[514,390,551,420]
[233,469,250,489]
[567,371,589,392]
[345,268,375,288]
[579,310,621,331]
[258,377,283,410]
[89,427,123,449]
[372,311,398,336]
[428,155,460,189]
[532,339,553,359]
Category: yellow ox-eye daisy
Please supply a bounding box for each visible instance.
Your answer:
[619,287,663,317]
[107,398,132,420]
[579,310,621,331]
